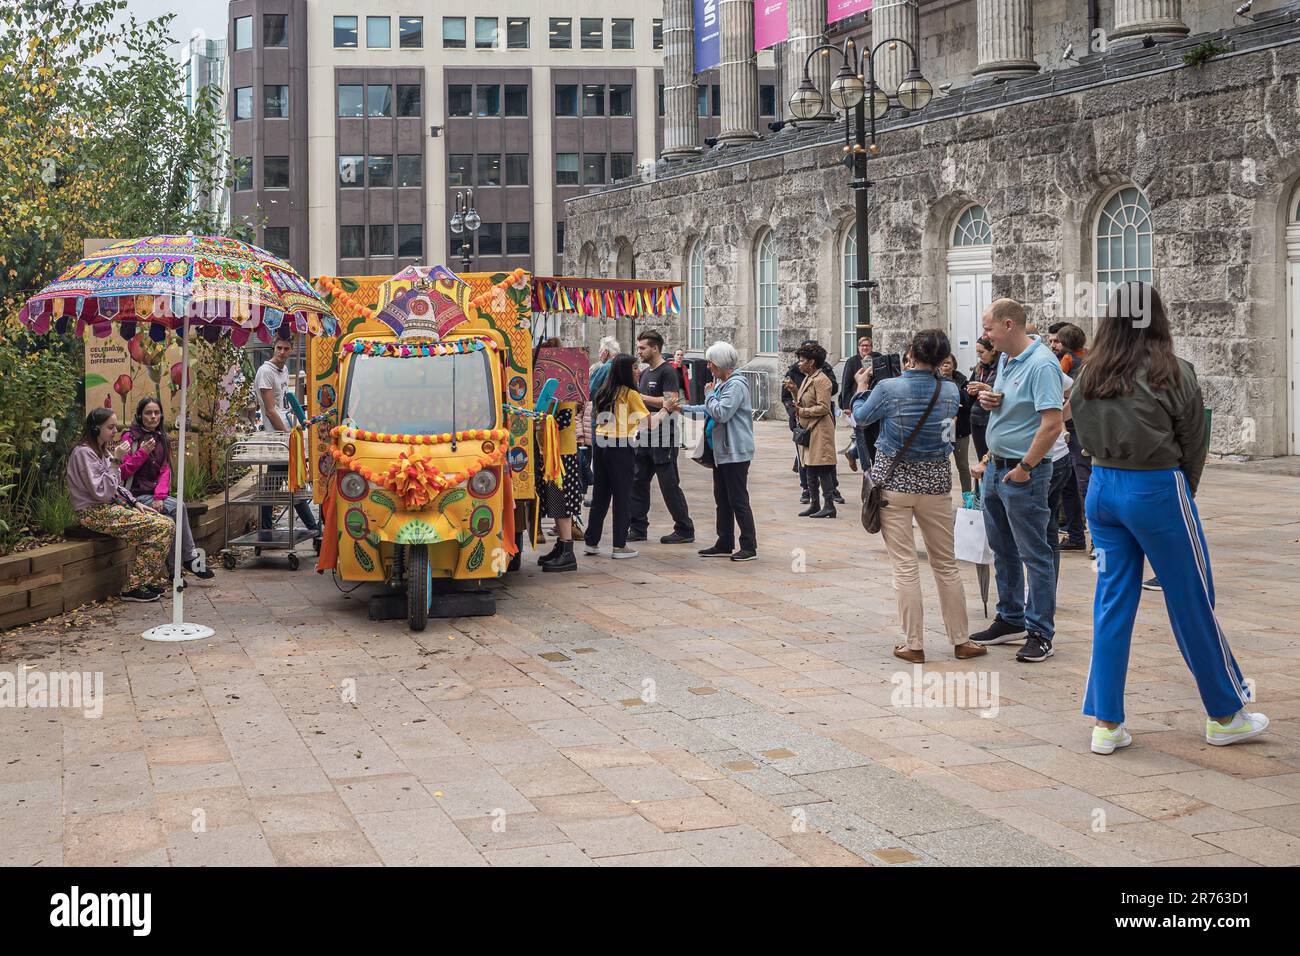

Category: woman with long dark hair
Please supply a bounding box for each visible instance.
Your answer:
[967,337,999,460]
[793,342,837,518]
[853,330,983,662]
[1072,282,1266,754]
[584,354,655,558]
[121,397,214,581]
[65,407,175,602]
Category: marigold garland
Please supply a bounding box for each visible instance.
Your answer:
[329,445,507,510]
[468,268,528,311]
[346,337,496,358]
[332,426,508,446]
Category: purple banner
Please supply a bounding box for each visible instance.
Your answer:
[755,1,789,51]
[828,0,872,25]
[694,0,721,73]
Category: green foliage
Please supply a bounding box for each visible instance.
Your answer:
[30,482,74,536]
[1183,39,1230,69]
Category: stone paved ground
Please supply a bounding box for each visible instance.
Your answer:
[3,421,1299,866]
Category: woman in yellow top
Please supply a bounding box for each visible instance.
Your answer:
[536,398,583,572]
[584,354,656,558]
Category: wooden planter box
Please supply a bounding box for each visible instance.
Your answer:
[0,485,259,631]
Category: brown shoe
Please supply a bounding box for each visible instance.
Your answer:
[954,641,988,660]
[893,645,924,664]
[842,449,859,472]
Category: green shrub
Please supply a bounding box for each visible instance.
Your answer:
[30,483,75,537]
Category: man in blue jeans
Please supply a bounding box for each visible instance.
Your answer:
[966,299,1064,663]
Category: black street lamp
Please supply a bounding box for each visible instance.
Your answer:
[449,187,481,271]
[790,38,933,344]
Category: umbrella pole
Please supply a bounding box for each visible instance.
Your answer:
[143,312,214,642]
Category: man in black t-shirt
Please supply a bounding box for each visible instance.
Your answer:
[628,330,695,544]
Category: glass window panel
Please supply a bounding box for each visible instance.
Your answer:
[612,19,633,49]
[340,225,364,259]
[263,15,287,48]
[398,224,423,258]
[555,85,578,116]
[476,155,501,186]
[506,222,530,255]
[658,84,664,117]
[399,17,423,49]
[263,227,290,261]
[234,87,253,120]
[397,84,421,117]
[697,86,708,117]
[504,85,528,116]
[711,84,721,116]
[611,154,633,181]
[556,222,566,254]
[582,154,605,185]
[333,16,357,48]
[338,155,363,187]
[550,18,572,49]
[689,243,705,350]
[369,224,394,258]
[264,156,289,189]
[478,223,502,256]
[582,84,604,117]
[654,19,664,50]
[757,232,778,353]
[232,157,252,192]
[367,85,392,117]
[504,154,529,186]
[448,85,472,117]
[338,85,364,117]
[609,84,633,117]
[555,153,579,185]
[475,17,498,49]
[842,226,857,358]
[367,16,390,48]
[759,84,775,117]
[507,18,529,49]
[264,85,289,118]
[367,155,393,187]
[443,17,466,48]
[448,154,472,186]
[234,16,252,51]
[581,18,603,49]
[476,85,501,117]
[396,154,422,188]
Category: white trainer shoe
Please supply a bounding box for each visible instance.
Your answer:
[1205,710,1269,746]
[1091,724,1132,755]
[582,543,605,556]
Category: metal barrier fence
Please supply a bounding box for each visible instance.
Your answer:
[734,368,769,421]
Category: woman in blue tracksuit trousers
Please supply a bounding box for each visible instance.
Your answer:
[1070,282,1266,755]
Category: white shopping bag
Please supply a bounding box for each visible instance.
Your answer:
[954,507,993,565]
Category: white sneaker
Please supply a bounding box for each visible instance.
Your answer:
[1091,724,1132,755]
[1205,710,1269,746]
[582,543,605,556]
[611,546,639,559]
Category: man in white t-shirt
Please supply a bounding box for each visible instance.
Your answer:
[255,337,319,539]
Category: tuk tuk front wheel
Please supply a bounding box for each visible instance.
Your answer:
[407,544,429,632]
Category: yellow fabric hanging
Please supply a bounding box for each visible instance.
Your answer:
[540,414,565,484]
[287,425,307,492]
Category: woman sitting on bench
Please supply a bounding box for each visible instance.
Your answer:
[66,408,175,603]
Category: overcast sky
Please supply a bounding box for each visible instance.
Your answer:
[121,0,226,54]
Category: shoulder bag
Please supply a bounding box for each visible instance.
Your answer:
[861,376,943,534]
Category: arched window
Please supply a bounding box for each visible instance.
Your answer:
[952,205,992,246]
[687,242,705,350]
[1095,186,1154,308]
[755,230,779,354]
[842,224,858,359]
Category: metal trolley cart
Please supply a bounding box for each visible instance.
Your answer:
[221,433,317,570]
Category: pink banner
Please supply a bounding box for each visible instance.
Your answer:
[755,1,789,51]
[828,0,872,25]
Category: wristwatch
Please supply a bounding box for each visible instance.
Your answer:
[1018,458,1038,472]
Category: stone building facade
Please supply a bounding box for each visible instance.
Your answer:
[562,0,1300,458]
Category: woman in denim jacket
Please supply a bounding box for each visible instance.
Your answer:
[852,330,984,663]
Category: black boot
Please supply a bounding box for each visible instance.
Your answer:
[798,472,821,517]
[543,540,577,573]
[811,471,838,518]
[537,537,565,566]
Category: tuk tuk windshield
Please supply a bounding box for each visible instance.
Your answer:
[342,349,497,434]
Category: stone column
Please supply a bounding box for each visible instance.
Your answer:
[662,0,701,159]
[1112,0,1189,44]
[786,0,831,126]
[974,0,1040,78]
[772,41,787,126]
[870,0,920,97]
[717,0,759,147]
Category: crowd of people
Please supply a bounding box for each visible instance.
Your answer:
[65,279,1267,754]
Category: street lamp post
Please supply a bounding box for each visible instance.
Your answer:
[449,187,481,271]
[789,38,933,344]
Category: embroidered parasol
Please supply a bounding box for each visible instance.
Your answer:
[20,234,340,643]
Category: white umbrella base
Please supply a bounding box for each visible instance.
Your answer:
[142,622,215,642]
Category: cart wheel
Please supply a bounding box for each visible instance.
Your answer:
[222,552,237,571]
[312,536,321,554]
[407,544,429,633]
[287,552,300,571]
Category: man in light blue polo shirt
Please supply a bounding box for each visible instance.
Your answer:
[966,299,1065,663]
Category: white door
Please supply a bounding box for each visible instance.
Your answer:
[948,271,993,374]
[1290,259,1300,454]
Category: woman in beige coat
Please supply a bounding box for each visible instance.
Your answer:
[794,342,838,518]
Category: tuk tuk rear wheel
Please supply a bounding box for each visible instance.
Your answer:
[408,544,429,632]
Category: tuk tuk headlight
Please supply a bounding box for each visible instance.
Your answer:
[340,471,368,501]
[469,468,499,498]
